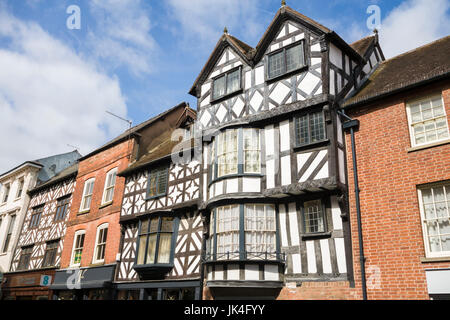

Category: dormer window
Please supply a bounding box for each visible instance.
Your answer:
[267,41,306,80]
[212,67,241,101]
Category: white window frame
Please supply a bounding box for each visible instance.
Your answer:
[2,183,10,203]
[15,177,24,199]
[417,183,450,258]
[80,178,95,212]
[101,168,117,205]
[215,205,240,260]
[406,94,449,148]
[70,230,86,267]
[92,223,109,264]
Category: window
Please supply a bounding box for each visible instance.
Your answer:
[2,214,15,253]
[42,240,59,267]
[102,168,117,205]
[213,128,261,179]
[267,41,305,80]
[137,217,174,265]
[215,205,240,260]
[212,68,241,100]
[245,204,276,258]
[418,183,450,257]
[147,165,168,198]
[71,230,85,266]
[2,183,10,203]
[407,95,449,147]
[16,179,24,199]
[93,224,108,263]
[217,129,238,177]
[17,245,34,270]
[80,178,95,212]
[54,196,70,221]
[29,205,44,229]
[303,200,326,234]
[295,111,326,146]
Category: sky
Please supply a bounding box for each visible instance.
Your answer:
[0,0,449,173]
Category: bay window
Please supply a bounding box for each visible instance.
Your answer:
[245,204,276,259]
[216,205,240,260]
[212,128,261,180]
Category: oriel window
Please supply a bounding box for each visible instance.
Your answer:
[137,217,174,265]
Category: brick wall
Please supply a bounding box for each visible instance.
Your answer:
[344,80,450,299]
[60,139,132,269]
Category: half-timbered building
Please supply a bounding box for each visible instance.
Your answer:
[2,164,78,300]
[188,3,384,299]
[114,103,204,300]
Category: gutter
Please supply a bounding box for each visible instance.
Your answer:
[337,109,367,300]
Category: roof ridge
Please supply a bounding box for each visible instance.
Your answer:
[350,34,375,46]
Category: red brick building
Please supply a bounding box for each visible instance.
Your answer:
[341,36,450,300]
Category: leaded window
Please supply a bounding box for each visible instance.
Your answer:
[42,240,59,267]
[212,68,241,100]
[303,200,326,234]
[244,204,276,258]
[407,95,449,147]
[29,205,44,229]
[268,41,305,79]
[147,165,169,198]
[18,245,34,270]
[295,111,326,146]
[137,217,174,265]
[54,196,70,221]
[419,183,450,257]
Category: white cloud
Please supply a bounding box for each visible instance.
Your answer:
[0,8,128,172]
[87,0,158,76]
[379,0,450,58]
[166,0,268,49]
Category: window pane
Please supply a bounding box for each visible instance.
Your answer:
[160,217,173,232]
[146,234,157,264]
[226,70,240,94]
[310,112,325,143]
[286,43,304,72]
[304,200,325,233]
[268,51,284,78]
[157,234,172,263]
[213,76,226,99]
[296,115,309,145]
[137,236,147,265]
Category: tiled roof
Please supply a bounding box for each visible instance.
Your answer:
[350,35,376,57]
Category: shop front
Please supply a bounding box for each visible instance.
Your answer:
[115,280,202,300]
[49,264,116,300]
[1,269,56,300]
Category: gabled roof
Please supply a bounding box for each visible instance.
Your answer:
[189,5,364,97]
[343,35,450,108]
[350,35,376,57]
[29,163,78,195]
[78,102,189,161]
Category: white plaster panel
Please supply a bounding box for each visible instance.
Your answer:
[338,149,346,184]
[265,125,275,156]
[320,239,332,274]
[299,72,320,95]
[214,181,223,197]
[245,264,259,280]
[279,205,288,247]
[215,264,224,280]
[227,264,240,280]
[311,43,321,52]
[245,71,251,90]
[226,178,238,193]
[266,159,275,189]
[288,203,299,246]
[306,240,317,274]
[281,156,291,186]
[279,120,290,152]
[270,82,290,105]
[331,196,343,230]
[264,264,279,281]
[292,253,302,274]
[242,177,261,193]
[329,43,343,69]
[334,237,347,273]
[255,66,265,86]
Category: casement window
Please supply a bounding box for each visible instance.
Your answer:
[212,67,241,101]
[42,240,59,267]
[80,178,95,212]
[136,216,175,265]
[295,111,326,146]
[267,41,306,80]
[216,205,240,260]
[2,214,15,253]
[147,165,169,198]
[302,200,326,234]
[2,183,10,203]
[213,128,261,179]
[244,204,276,257]
[93,224,108,263]
[54,196,70,221]
[17,245,34,270]
[16,179,24,199]
[70,230,85,266]
[102,168,117,205]
[406,95,449,147]
[29,205,44,229]
[418,183,450,258]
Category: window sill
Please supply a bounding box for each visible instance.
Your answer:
[78,209,90,215]
[209,173,263,187]
[89,261,105,267]
[266,65,308,85]
[407,139,450,153]
[420,256,450,263]
[293,139,330,152]
[14,197,22,202]
[146,194,167,201]
[210,89,243,105]
[301,231,332,240]
[99,201,113,209]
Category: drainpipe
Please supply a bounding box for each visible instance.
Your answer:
[338,109,367,300]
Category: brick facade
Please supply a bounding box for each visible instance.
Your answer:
[60,139,133,269]
[344,80,450,300]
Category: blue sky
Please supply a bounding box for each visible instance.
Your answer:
[0,0,449,172]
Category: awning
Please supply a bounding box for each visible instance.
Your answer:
[49,265,115,290]
[426,269,450,294]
